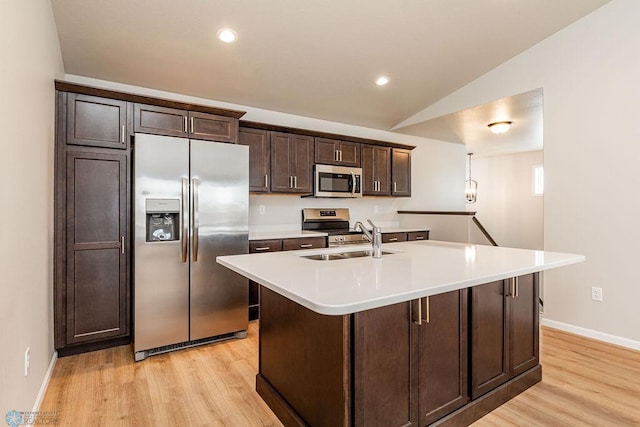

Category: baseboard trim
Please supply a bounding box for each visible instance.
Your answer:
[541,318,640,351]
[30,351,57,415]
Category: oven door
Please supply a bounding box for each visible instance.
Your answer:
[314,164,362,198]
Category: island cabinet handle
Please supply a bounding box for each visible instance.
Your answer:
[421,297,430,324]
[514,277,519,298]
[415,236,424,240]
[254,247,271,251]
[300,244,313,248]
[389,237,399,242]
[412,298,423,326]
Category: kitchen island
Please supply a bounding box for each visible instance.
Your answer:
[217,241,584,426]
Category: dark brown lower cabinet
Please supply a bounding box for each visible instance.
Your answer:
[56,150,130,352]
[418,290,469,425]
[258,288,476,427]
[471,274,539,399]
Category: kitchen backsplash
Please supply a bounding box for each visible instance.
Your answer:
[249,194,402,232]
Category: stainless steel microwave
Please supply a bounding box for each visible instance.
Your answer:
[314,164,362,198]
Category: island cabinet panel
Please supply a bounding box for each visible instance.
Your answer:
[259,287,351,427]
[354,302,418,427]
[418,290,469,425]
[270,132,314,194]
[239,127,271,192]
[315,137,360,167]
[66,93,129,149]
[470,274,539,399]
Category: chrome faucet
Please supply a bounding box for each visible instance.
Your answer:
[355,219,382,258]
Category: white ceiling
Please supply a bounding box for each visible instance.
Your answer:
[51,0,611,152]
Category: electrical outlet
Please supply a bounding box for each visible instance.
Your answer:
[591,287,603,302]
[24,347,30,377]
[259,205,265,215]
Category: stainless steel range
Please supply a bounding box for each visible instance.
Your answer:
[302,208,369,247]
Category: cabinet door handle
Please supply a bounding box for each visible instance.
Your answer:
[254,247,271,251]
[190,117,195,134]
[388,237,399,242]
[183,116,188,133]
[121,236,125,254]
[394,182,397,193]
[265,174,269,188]
[300,244,313,248]
[412,298,423,326]
[339,150,343,161]
[120,125,125,143]
[334,150,338,161]
[514,277,519,298]
[416,236,424,240]
[422,296,430,323]
[294,176,297,188]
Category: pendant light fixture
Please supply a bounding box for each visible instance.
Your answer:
[465,153,477,204]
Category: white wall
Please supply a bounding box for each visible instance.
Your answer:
[399,0,640,346]
[0,0,64,417]
[467,151,544,250]
[64,75,467,230]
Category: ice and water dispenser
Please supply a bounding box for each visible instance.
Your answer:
[145,199,180,242]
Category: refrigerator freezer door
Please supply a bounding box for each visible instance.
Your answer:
[134,134,190,352]
[190,140,249,340]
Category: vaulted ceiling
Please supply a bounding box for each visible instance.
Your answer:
[51,0,611,152]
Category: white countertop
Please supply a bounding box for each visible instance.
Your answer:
[378,227,431,233]
[217,240,584,316]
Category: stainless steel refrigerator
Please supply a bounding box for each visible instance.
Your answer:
[133,133,248,361]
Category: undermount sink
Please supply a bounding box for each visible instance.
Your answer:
[302,250,396,261]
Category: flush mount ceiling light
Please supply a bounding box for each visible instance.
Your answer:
[488,121,513,134]
[376,76,390,86]
[217,28,238,43]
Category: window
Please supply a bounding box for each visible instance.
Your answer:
[533,165,544,196]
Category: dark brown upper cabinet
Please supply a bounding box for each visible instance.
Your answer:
[470,274,539,399]
[66,93,129,149]
[391,148,411,197]
[270,132,314,194]
[134,104,238,142]
[239,127,271,192]
[361,144,390,195]
[315,137,360,167]
[134,104,188,138]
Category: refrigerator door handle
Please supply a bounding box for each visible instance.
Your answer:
[192,177,199,262]
[181,178,189,263]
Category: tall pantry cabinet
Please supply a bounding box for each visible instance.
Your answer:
[54,91,132,355]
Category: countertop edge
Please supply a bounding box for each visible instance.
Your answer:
[217,250,585,316]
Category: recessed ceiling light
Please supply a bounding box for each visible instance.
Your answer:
[376,76,390,86]
[488,121,513,134]
[217,29,238,43]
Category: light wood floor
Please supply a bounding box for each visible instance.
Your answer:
[41,325,640,426]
